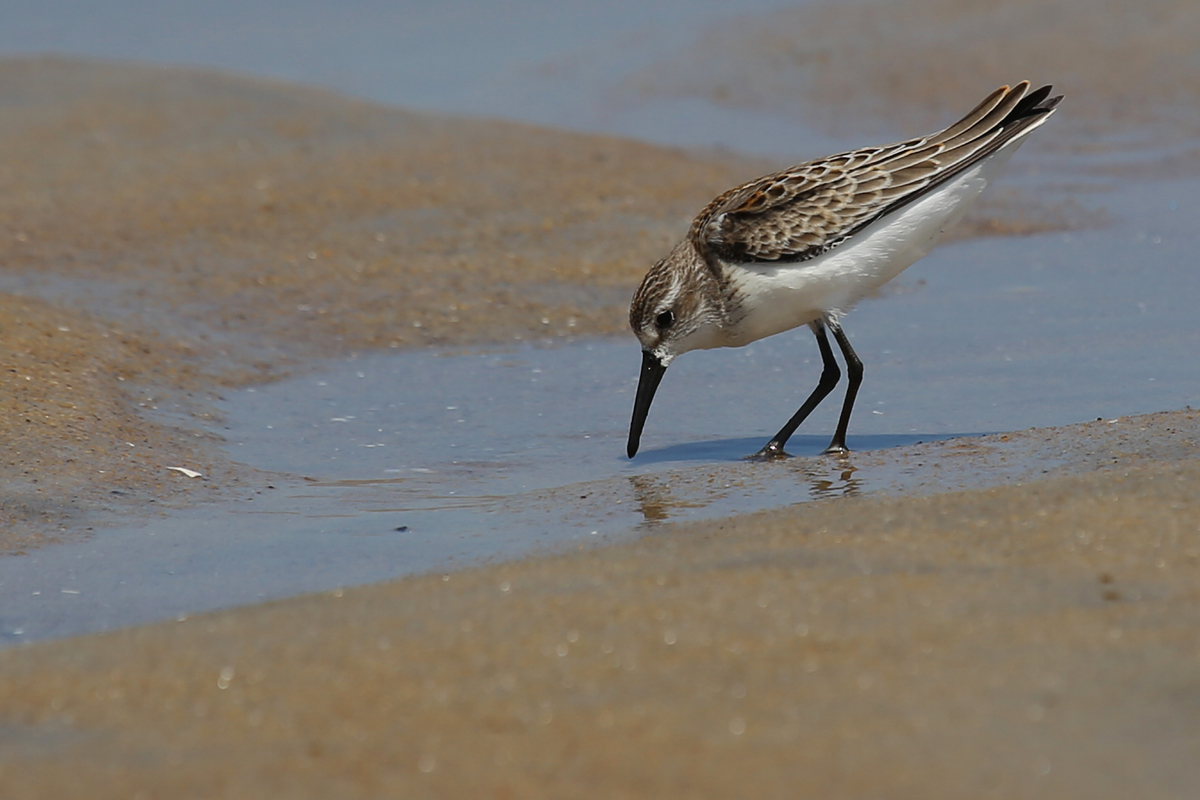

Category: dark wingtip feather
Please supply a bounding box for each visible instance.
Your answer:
[1008,84,1062,122]
[1041,93,1065,112]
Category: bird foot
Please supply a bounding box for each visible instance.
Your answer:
[747,442,791,461]
[821,443,851,456]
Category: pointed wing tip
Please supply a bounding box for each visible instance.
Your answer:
[1041,90,1066,111]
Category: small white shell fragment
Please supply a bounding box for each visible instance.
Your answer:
[167,466,203,478]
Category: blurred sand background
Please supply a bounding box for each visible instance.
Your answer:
[2,0,1200,796]
[622,0,1200,142]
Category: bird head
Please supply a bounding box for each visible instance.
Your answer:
[626,242,724,458]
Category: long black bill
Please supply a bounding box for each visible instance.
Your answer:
[627,349,668,458]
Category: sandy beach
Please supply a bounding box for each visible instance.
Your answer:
[2,0,1200,795]
[3,435,1200,798]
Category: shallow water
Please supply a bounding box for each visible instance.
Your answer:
[0,0,839,158]
[2,167,1199,643]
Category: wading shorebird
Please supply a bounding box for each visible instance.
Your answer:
[626,82,1061,459]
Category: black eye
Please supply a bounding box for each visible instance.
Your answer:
[655,310,674,329]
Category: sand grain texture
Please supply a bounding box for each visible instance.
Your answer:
[2,457,1200,798]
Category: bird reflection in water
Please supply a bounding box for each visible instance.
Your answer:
[801,460,863,501]
[627,457,864,525]
[627,474,683,524]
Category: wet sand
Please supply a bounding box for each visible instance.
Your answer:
[3,445,1200,798]
[3,0,1200,790]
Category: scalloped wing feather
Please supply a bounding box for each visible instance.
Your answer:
[693,81,1061,264]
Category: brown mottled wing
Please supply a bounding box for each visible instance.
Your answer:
[692,82,1061,264]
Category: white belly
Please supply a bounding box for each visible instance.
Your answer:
[724,143,1024,347]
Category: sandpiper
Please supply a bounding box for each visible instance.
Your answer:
[627,82,1062,459]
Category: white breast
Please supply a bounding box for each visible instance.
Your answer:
[723,141,1026,348]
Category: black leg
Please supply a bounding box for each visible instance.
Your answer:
[824,319,863,454]
[753,320,841,458]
